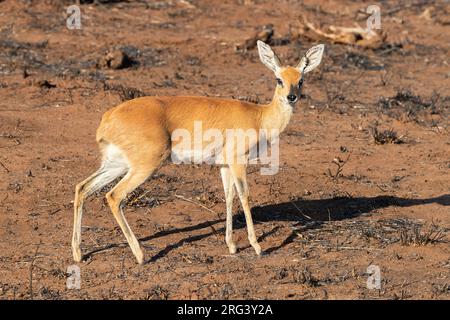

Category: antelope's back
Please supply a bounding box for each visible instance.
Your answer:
[96,96,264,144]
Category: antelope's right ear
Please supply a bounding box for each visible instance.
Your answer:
[257,40,281,74]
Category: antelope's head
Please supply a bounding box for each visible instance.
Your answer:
[257,40,324,106]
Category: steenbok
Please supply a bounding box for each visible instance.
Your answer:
[72,41,324,264]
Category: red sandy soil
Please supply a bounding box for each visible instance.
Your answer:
[0,0,449,299]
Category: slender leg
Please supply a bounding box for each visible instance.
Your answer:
[220,166,236,254]
[229,164,261,255]
[105,168,155,264]
[72,164,126,262]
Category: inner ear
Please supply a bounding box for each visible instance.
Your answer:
[257,40,281,73]
[297,44,324,74]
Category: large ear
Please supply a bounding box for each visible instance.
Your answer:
[257,40,281,74]
[297,44,324,74]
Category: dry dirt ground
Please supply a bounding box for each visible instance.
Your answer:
[0,0,449,300]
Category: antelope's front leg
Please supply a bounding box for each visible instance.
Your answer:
[229,164,261,256]
[220,167,237,254]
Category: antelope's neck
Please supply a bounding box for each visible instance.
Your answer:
[260,93,294,134]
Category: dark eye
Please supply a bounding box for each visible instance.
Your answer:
[276,78,283,86]
[298,78,304,87]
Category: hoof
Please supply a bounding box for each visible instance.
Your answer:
[227,243,237,254]
[135,250,145,265]
[252,243,262,256]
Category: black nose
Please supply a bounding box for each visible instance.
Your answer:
[287,94,297,102]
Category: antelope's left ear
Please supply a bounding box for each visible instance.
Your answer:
[297,44,324,74]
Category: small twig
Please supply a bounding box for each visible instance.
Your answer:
[49,208,61,215]
[34,100,71,109]
[174,194,221,237]
[0,160,9,173]
[376,183,390,192]
[174,194,221,219]
[307,244,382,251]
[29,243,41,300]
[290,201,313,220]
[327,153,351,181]
[0,194,8,204]
[0,138,21,149]
[128,189,153,205]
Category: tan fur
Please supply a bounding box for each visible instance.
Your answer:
[279,67,302,91]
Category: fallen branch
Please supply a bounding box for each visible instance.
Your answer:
[296,15,387,49]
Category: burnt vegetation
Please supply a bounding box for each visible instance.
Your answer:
[371,127,405,145]
[377,89,450,125]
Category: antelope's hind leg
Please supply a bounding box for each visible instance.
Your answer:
[104,142,167,264]
[105,167,156,265]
